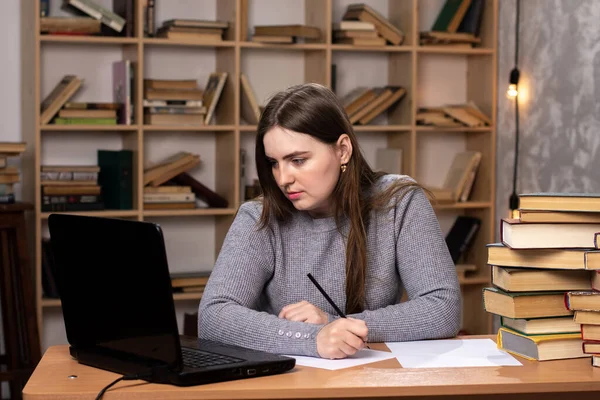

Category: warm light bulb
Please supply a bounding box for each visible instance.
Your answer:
[511,209,520,219]
[507,84,519,98]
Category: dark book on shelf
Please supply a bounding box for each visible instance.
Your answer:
[457,0,484,37]
[41,194,104,212]
[41,238,60,299]
[445,215,481,264]
[97,149,133,209]
[169,172,228,208]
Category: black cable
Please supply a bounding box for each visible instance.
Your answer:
[509,0,521,212]
[514,0,520,67]
[95,372,152,400]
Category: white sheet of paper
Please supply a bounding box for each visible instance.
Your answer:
[284,349,397,370]
[384,338,522,368]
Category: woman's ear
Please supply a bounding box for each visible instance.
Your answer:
[337,134,353,164]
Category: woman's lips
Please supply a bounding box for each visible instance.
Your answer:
[287,191,302,200]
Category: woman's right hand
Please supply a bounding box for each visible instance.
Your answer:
[316,318,368,359]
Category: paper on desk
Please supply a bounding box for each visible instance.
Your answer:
[283,349,396,370]
[385,338,522,368]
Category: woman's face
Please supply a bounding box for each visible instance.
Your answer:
[263,126,349,218]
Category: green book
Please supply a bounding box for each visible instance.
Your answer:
[431,0,468,32]
[482,287,573,319]
[54,117,117,125]
[97,150,133,210]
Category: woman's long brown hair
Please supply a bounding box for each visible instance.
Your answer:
[255,83,422,314]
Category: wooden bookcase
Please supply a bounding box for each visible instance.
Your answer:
[23,0,497,349]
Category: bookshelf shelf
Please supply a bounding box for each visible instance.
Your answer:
[40,125,139,131]
[142,125,236,132]
[416,47,494,55]
[143,38,236,48]
[40,35,139,45]
[142,208,237,217]
[354,125,412,132]
[26,0,498,348]
[239,125,257,132]
[459,276,491,286]
[173,293,204,301]
[433,202,493,210]
[330,45,413,53]
[42,292,204,308]
[240,42,327,51]
[41,299,61,308]
[40,210,140,219]
[415,127,493,133]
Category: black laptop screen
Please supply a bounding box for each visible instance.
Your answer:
[48,214,182,370]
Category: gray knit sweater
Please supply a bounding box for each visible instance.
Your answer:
[197,174,462,357]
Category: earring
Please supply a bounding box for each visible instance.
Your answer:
[340,164,347,173]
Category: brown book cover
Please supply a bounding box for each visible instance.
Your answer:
[343,4,404,45]
[254,24,321,39]
[40,75,82,125]
[203,72,228,125]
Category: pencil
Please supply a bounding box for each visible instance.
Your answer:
[306,273,370,350]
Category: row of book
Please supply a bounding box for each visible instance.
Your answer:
[143,151,228,210]
[154,19,229,42]
[40,61,132,126]
[41,68,229,127]
[420,0,485,48]
[143,74,227,126]
[42,148,231,213]
[41,165,104,212]
[417,102,491,128]
[482,193,600,368]
[0,142,27,204]
[249,4,403,46]
[40,0,126,36]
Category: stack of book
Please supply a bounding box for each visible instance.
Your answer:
[40,67,133,126]
[155,19,229,42]
[416,102,491,128]
[143,151,229,210]
[421,0,484,48]
[332,20,384,46]
[143,152,201,210]
[483,193,600,367]
[40,165,103,212]
[143,79,205,126]
[53,102,119,125]
[341,86,407,125]
[0,142,27,204]
[425,150,482,203]
[251,24,321,44]
[339,3,404,46]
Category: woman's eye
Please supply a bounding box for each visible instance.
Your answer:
[292,159,305,165]
[269,160,278,168]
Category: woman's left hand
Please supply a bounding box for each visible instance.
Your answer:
[279,300,329,324]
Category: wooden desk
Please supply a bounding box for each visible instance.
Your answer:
[23,335,600,400]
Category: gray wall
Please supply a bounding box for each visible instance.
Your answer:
[496,0,600,228]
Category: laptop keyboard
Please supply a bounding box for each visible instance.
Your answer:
[181,347,245,368]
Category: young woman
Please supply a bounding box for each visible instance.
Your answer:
[197,83,461,359]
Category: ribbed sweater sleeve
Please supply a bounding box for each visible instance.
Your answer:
[197,203,324,357]
[347,188,462,342]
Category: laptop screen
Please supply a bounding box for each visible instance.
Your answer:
[48,214,182,370]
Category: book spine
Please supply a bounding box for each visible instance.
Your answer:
[40,0,50,17]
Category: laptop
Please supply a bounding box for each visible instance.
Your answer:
[47,213,296,386]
